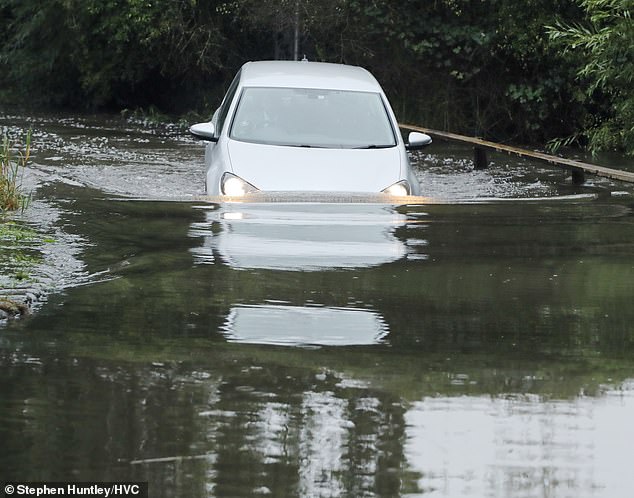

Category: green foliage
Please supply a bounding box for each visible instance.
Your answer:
[0,221,42,284]
[0,221,38,243]
[0,0,631,152]
[548,0,634,154]
[0,0,235,109]
[1,131,30,213]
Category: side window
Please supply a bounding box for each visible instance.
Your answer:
[216,70,241,136]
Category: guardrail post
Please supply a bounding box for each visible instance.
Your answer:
[474,146,488,170]
[571,167,585,185]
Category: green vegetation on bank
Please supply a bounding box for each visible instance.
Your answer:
[0,219,42,319]
[1,132,30,212]
[0,0,632,154]
[0,221,40,282]
[1,131,36,309]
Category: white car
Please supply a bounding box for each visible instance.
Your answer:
[190,60,431,197]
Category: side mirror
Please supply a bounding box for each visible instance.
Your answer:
[190,122,217,142]
[406,132,432,151]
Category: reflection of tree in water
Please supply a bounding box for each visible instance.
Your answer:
[3,332,634,497]
[0,353,420,497]
[208,367,417,497]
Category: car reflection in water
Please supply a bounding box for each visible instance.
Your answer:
[190,203,408,270]
[222,304,389,346]
[189,202,420,346]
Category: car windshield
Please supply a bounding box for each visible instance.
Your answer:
[229,87,396,149]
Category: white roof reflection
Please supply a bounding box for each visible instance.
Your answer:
[222,304,389,346]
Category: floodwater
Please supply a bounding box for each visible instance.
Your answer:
[2,113,634,497]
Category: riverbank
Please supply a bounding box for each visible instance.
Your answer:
[1,128,36,320]
[0,112,203,326]
[0,219,46,321]
[0,291,36,320]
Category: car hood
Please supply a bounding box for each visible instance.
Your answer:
[227,140,402,192]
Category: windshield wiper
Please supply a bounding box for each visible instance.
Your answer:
[353,144,394,149]
[280,143,326,148]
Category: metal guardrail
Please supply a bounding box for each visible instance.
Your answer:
[401,124,634,184]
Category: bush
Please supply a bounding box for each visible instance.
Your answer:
[549,0,634,155]
[1,132,30,212]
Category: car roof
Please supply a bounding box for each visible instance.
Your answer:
[239,61,383,93]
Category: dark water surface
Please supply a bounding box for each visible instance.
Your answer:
[2,114,634,497]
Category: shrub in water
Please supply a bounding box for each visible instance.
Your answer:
[1,132,30,212]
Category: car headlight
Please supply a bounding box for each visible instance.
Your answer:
[382,180,411,196]
[221,173,259,196]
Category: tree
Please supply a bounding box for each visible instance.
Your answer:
[1,0,610,152]
[217,0,346,61]
[333,0,582,142]
[0,0,233,110]
[549,0,634,154]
